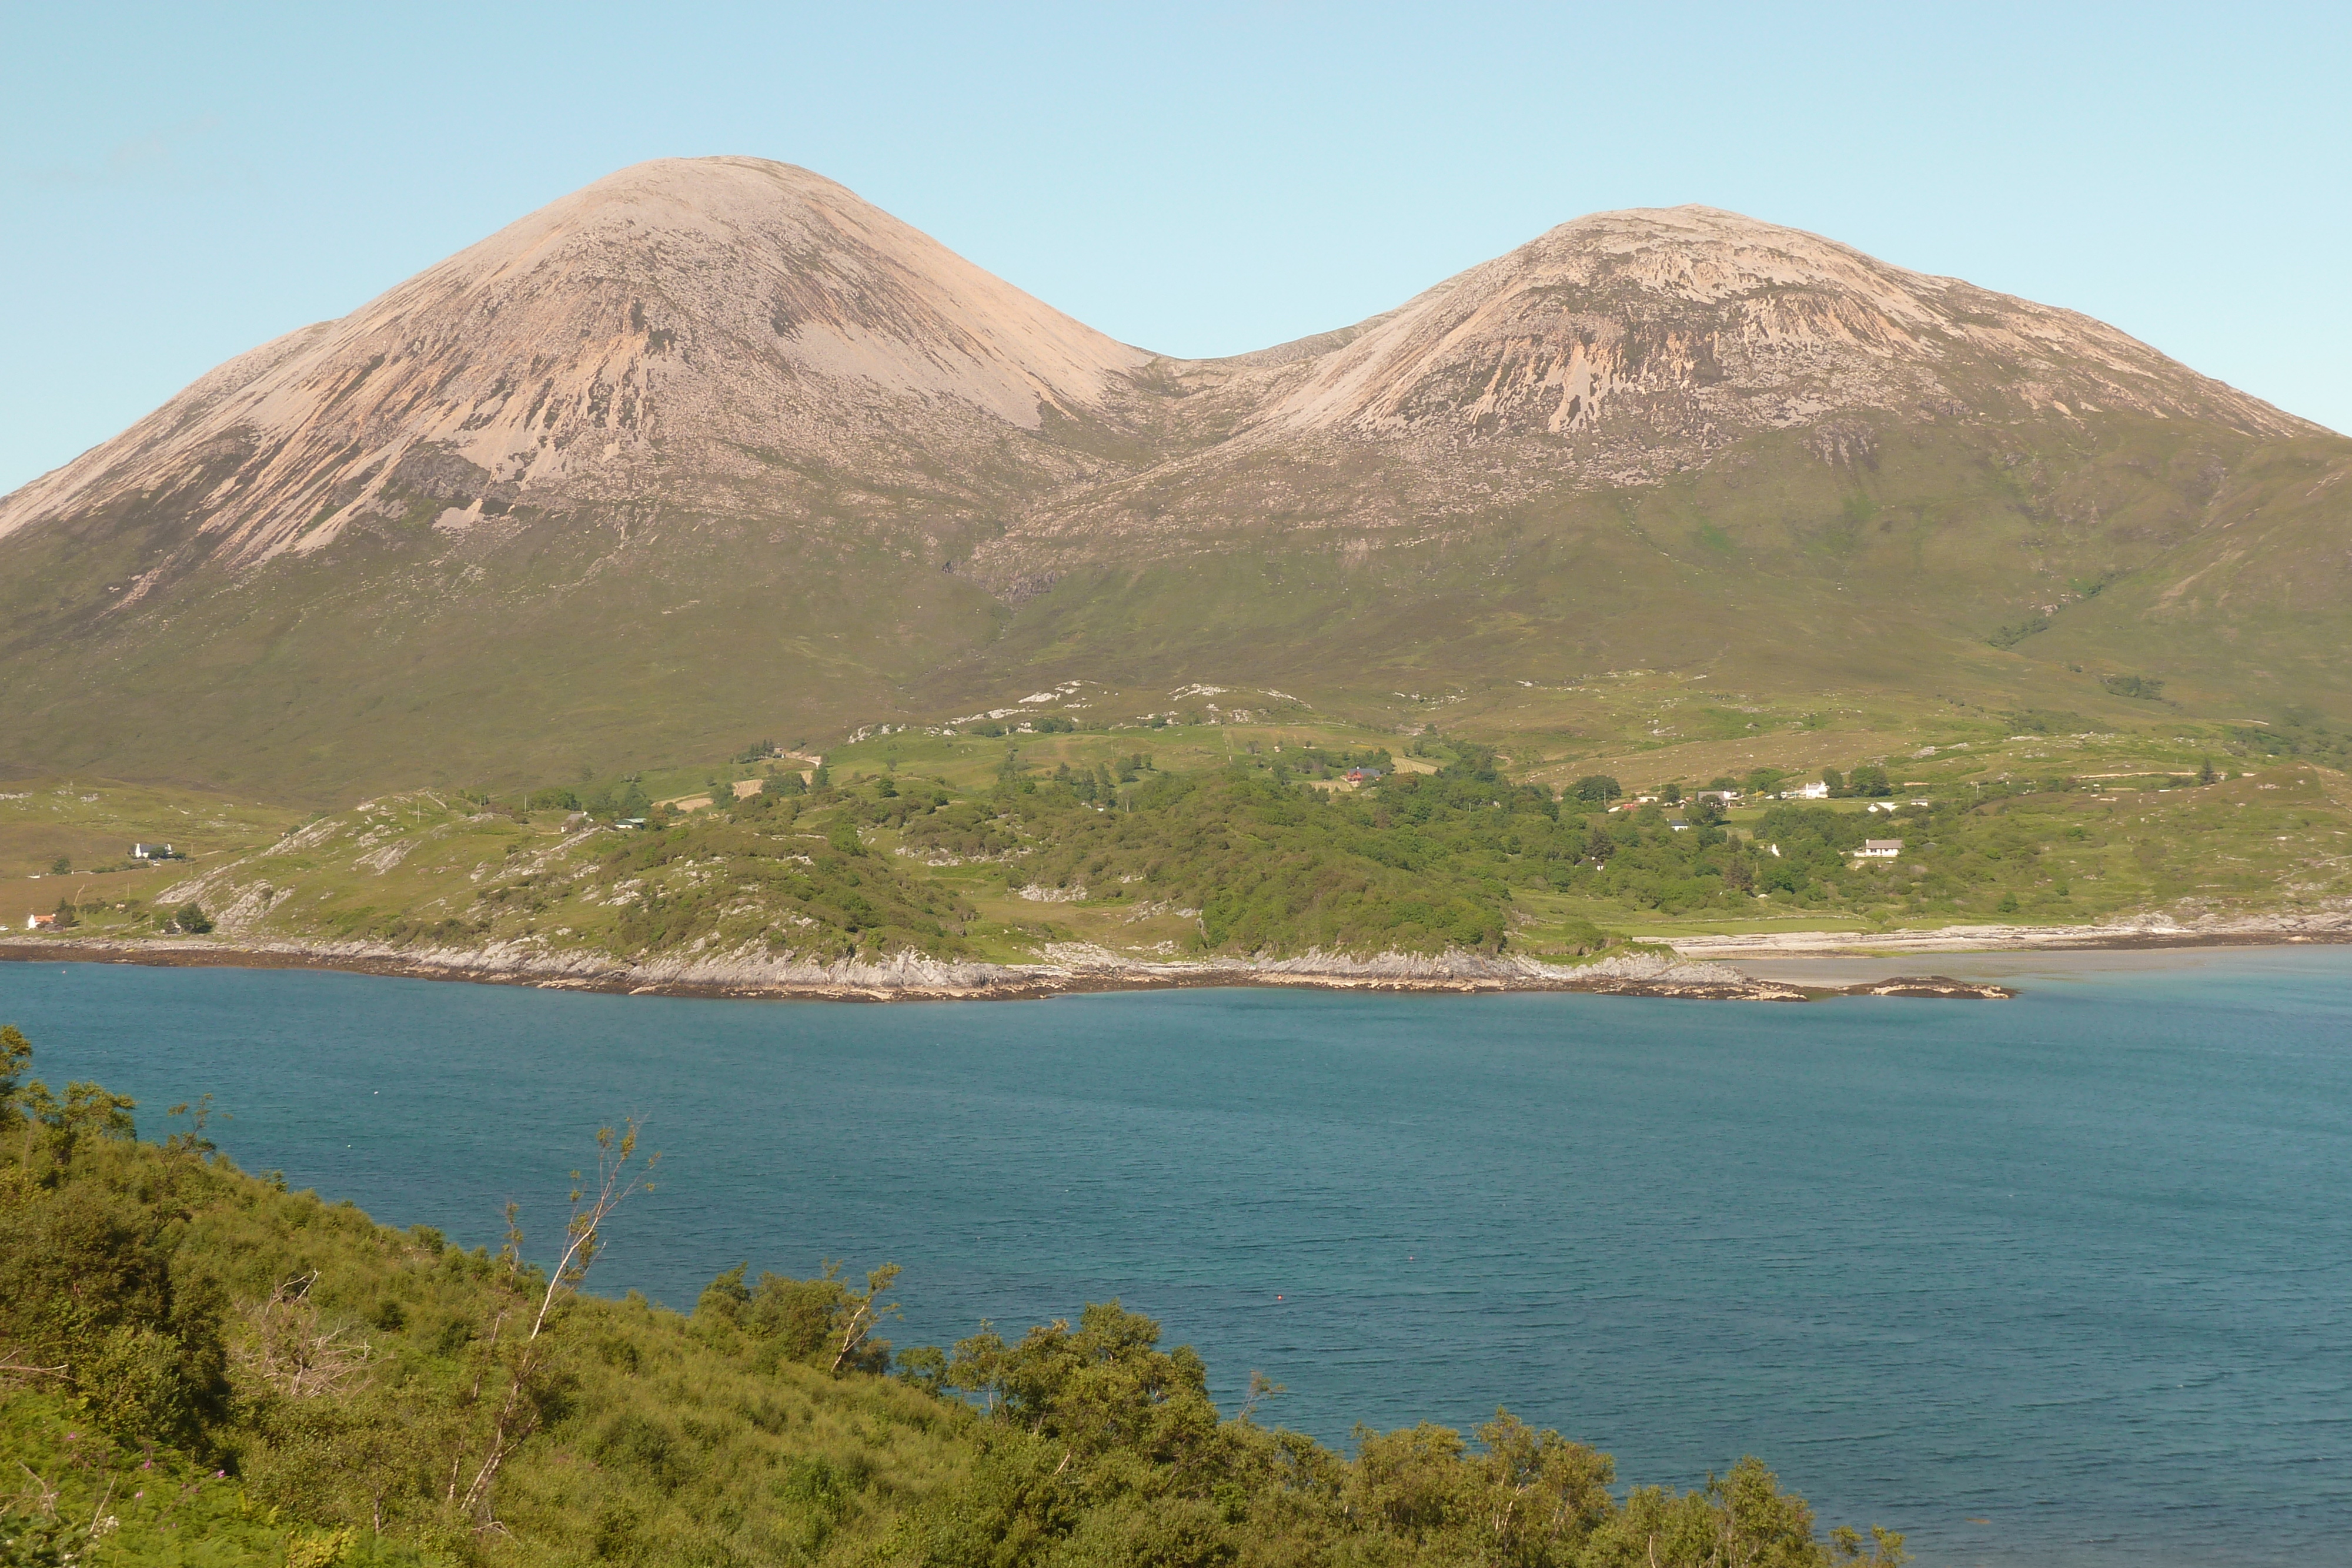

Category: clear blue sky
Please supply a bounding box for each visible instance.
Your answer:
[5,2,2346,493]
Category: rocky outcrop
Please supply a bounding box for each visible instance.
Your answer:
[3,934,2054,1003]
[1041,941,1749,987]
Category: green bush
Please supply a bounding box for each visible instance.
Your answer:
[0,1026,1909,1568]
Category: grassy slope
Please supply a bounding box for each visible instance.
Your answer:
[0,413,2344,810]
[0,499,1009,805]
[0,1112,991,1567]
[26,724,2348,971]
[0,781,305,930]
[0,1045,1908,1568]
[924,416,2352,726]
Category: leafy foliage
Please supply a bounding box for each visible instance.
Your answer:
[897,760,1575,955]
[2229,707,2352,770]
[0,1027,1909,1567]
[2101,674,2166,701]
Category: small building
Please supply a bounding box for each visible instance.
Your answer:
[1790,781,1830,800]
[1855,839,1904,859]
[1345,767,1384,785]
[25,912,56,930]
[131,842,178,860]
[1668,818,1691,832]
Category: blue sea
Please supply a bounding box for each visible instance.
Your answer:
[4,949,2348,1567]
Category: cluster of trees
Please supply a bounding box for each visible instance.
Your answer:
[871,748,2038,938]
[315,734,2273,967]
[966,715,1078,737]
[1284,745,1392,780]
[495,778,657,819]
[883,1301,1904,1568]
[0,1025,1907,1567]
[1047,753,1154,803]
[36,897,212,934]
[2231,707,2352,771]
[896,763,1543,954]
[590,812,975,962]
[790,758,2186,936]
[1577,768,1798,808]
[1819,765,1893,798]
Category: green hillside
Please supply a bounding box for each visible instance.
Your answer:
[930,416,2352,723]
[19,730,2347,973]
[2,410,2343,812]
[0,1025,1909,1566]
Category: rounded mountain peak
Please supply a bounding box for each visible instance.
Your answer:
[1259,200,2312,453]
[0,156,1147,563]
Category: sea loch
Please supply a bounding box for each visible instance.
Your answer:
[4,947,2347,1567]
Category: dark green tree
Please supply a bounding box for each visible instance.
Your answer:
[0,1023,31,1117]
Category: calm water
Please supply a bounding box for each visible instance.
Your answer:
[4,951,2349,1567]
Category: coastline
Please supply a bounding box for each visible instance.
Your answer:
[1665,909,2352,960]
[0,935,2017,1003]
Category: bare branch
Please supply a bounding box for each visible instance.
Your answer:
[234,1272,374,1399]
[457,1116,657,1527]
[0,1351,68,1386]
[527,1116,657,1345]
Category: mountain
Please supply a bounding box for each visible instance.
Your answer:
[2,158,2345,800]
[0,158,1147,576]
[1269,205,2302,437]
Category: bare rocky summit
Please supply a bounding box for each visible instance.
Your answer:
[1253,205,2305,449]
[0,158,1148,584]
[961,203,2327,579]
[2,162,2316,584]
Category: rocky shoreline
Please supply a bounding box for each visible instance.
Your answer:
[0,935,2017,1003]
[1668,909,2352,961]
